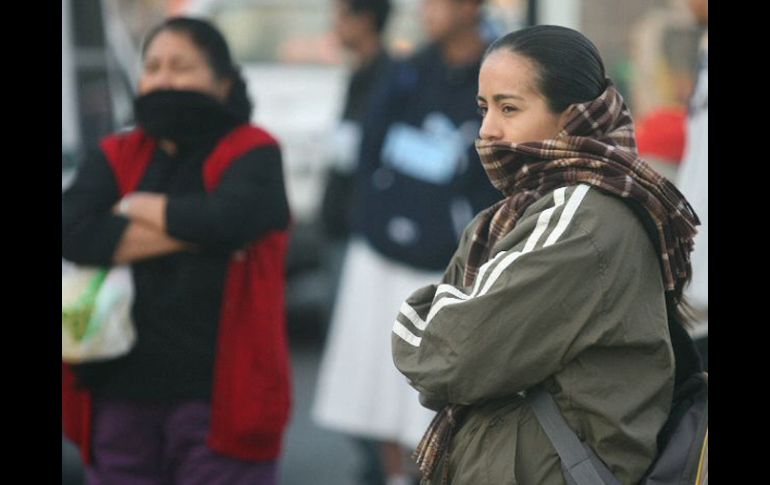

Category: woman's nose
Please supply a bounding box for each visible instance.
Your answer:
[479,113,502,141]
[142,69,174,92]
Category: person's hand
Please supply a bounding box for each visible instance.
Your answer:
[112,192,168,231]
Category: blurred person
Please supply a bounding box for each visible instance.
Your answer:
[391,25,703,484]
[312,1,500,484]
[318,1,396,484]
[635,106,687,181]
[677,0,708,368]
[320,0,394,241]
[61,17,292,485]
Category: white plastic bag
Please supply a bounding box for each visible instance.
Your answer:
[62,260,136,363]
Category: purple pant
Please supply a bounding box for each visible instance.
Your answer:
[85,398,279,485]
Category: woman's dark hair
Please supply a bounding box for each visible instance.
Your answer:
[142,16,253,121]
[484,25,607,113]
[345,0,392,33]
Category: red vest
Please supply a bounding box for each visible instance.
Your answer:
[62,125,292,463]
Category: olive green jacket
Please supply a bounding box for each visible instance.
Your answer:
[392,184,674,484]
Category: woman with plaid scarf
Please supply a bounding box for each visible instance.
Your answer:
[391,25,702,484]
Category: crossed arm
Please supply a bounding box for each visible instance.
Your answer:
[62,145,288,267]
[110,193,193,265]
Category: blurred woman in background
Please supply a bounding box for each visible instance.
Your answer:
[62,17,291,485]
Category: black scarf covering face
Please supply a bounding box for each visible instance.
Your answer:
[133,89,246,147]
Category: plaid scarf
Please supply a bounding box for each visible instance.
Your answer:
[413,80,700,482]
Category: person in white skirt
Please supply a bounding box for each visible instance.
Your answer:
[313,1,501,483]
[313,238,443,479]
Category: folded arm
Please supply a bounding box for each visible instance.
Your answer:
[392,185,612,408]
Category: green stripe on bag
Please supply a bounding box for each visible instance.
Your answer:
[62,268,108,342]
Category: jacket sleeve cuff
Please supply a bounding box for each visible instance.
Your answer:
[165,195,207,244]
[62,215,130,266]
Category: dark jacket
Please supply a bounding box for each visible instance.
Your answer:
[354,44,500,270]
[321,50,394,239]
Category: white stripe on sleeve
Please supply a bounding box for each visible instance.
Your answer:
[399,301,428,331]
[393,320,422,347]
[436,284,472,301]
[544,184,590,247]
[523,187,566,252]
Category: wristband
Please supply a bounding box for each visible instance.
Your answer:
[118,197,131,216]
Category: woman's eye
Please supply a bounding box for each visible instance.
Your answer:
[143,62,159,74]
[477,106,487,117]
[173,63,195,72]
[502,105,519,114]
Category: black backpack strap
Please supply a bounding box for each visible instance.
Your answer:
[526,387,621,485]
